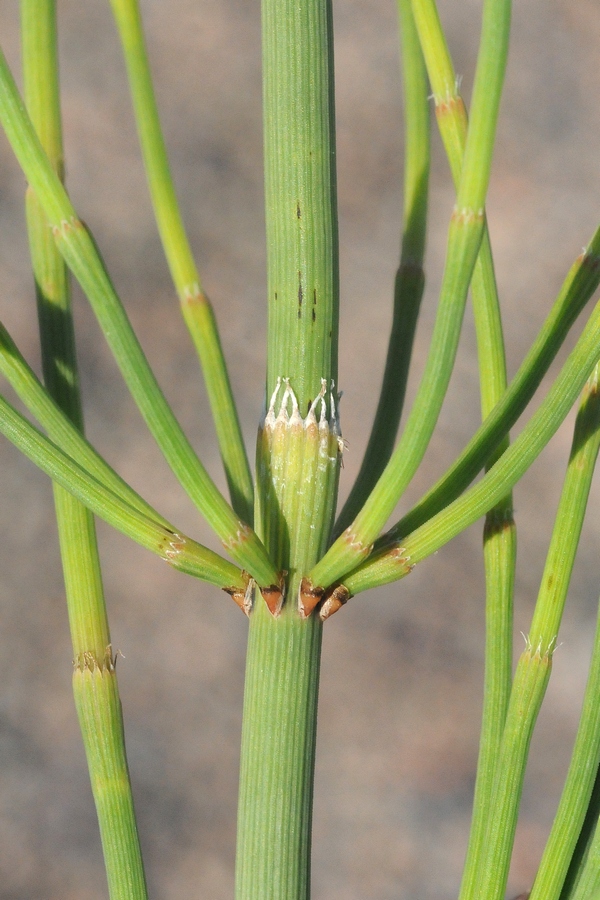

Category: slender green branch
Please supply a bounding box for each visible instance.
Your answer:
[21,3,147,896]
[464,365,600,900]
[471,644,551,900]
[306,0,512,595]
[334,0,429,533]
[393,227,600,541]
[408,2,516,890]
[0,321,172,526]
[0,393,246,590]
[0,45,279,588]
[107,0,253,523]
[338,295,600,598]
[524,368,600,900]
[561,765,600,900]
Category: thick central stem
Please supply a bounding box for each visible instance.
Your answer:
[263,0,339,410]
[236,0,339,890]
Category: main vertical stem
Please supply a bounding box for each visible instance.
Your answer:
[236,0,339,892]
[236,602,322,899]
[263,0,338,411]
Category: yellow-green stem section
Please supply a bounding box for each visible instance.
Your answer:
[263,0,339,410]
[21,3,147,896]
[236,602,322,900]
[108,0,253,523]
[73,656,147,900]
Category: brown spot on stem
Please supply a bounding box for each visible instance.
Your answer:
[398,261,424,278]
[297,201,301,218]
[261,577,285,617]
[451,206,484,226]
[52,215,84,239]
[435,94,465,117]
[223,572,253,616]
[73,645,117,673]
[483,507,515,540]
[221,523,253,553]
[581,251,600,273]
[319,584,351,620]
[298,577,324,618]
[181,283,210,308]
[342,528,373,559]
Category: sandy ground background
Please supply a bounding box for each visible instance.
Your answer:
[0,0,599,897]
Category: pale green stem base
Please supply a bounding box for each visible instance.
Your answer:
[73,658,147,900]
[235,600,322,900]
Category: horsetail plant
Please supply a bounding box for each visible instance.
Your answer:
[1,0,600,898]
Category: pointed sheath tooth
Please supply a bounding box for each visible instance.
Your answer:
[223,572,254,616]
[319,584,350,620]
[298,576,324,618]
[260,574,286,617]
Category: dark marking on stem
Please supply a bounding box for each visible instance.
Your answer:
[223,572,253,616]
[312,288,317,321]
[398,261,425,278]
[298,271,303,318]
[261,572,286,617]
[319,584,351,620]
[483,507,515,540]
[581,250,600,272]
[274,291,278,302]
[296,201,301,218]
[298,577,324,618]
[73,645,117,673]
[435,94,465,117]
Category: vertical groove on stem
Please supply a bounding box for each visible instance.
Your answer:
[236,601,322,899]
[263,0,339,410]
[20,2,147,896]
[236,0,339,888]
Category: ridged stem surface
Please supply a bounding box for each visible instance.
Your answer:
[21,2,147,895]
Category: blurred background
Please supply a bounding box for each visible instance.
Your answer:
[0,0,599,897]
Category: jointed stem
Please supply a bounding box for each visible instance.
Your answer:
[21,3,147,896]
[108,0,254,524]
[0,46,279,589]
[236,0,340,889]
[308,0,513,593]
[334,0,429,533]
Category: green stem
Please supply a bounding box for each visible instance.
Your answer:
[334,0,429,533]
[408,2,516,890]
[0,45,278,589]
[390,227,600,543]
[526,368,600,900]
[262,0,339,409]
[472,645,552,900]
[108,0,253,523]
[72,653,148,900]
[340,295,600,598]
[467,365,600,900]
[236,601,322,899]
[21,3,147,896]
[308,0,512,593]
[236,0,340,888]
[0,393,245,591]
